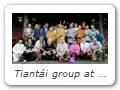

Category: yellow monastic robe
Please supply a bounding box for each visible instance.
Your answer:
[76,29,84,45]
[47,31,56,45]
[56,28,66,45]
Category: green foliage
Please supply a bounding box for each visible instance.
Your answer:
[12,37,17,40]
[105,44,108,51]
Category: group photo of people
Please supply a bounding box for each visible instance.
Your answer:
[12,13,108,64]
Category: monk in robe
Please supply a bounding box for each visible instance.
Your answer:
[76,25,84,45]
[47,27,56,45]
[56,24,66,45]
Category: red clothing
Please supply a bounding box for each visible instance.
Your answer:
[81,26,86,30]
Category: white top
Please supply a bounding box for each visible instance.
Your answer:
[65,30,67,33]
[56,42,68,53]
[80,42,89,51]
[13,43,24,56]
[74,28,78,31]
[34,40,45,50]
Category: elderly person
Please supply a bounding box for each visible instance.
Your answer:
[56,37,70,62]
[89,38,103,61]
[80,38,90,60]
[34,36,45,62]
[66,23,76,48]
[84,25,92,43]
[43,39,56,60]
[70,40,80,60]
[42,39,56,60]
[33,24,41,45]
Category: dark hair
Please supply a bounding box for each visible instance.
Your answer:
[18,37,24,42]
[27,38,32,43]
[82,21,85,23]
[73,40,77,42]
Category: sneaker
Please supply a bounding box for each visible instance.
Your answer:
[23,59,27,62]
[36,58,39,62]
[52,57,55,61]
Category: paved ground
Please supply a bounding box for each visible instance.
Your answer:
[12,58,108,64]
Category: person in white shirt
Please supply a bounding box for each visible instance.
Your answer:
[80,38,90,60]
[12,38,24,62]
[74,23,78,31]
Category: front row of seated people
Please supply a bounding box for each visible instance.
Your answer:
[13,35,103,62]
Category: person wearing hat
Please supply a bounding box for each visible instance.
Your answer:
[12,37,24,62]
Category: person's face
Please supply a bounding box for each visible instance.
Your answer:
[82,22,85,26]
[19,40,23,43]
[36,25,39,29]
[86,26,89,29]
[75,24,77,27]
[93,39,97,44]
[45,24,48,28]
[64,26,67,29]
[96,30,99,35]
[28,39,32,44]
[40,37,43,41]
[73,41,77,44]
[55,26,57,30]
[72,22,74,25]
[91,25,94,29]
[70,24,73,28]
[52,26,54,30]
[82,38,85,43]
[48,40,52,44]
[59,24,62,28]
[78,25,81,29]
[28,24,31,28]
[39,25,41,28]
[50,27,53,31]
[61,38,65,43]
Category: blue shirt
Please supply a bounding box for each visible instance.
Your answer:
[95,33,106,44]
[91,29,96,39]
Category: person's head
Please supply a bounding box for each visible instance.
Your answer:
[82,21,85,26]
[69,23,73,28]
[38,24,41,28]
[78,25,81,30]
[72,22,74,26]
[63,20,66,24]
[73,40,77,45]
[62,25,64,28]
[48,39,52,45]
[18,37,23,44]
[60,21,62,24]
[27,38,32,44]
[45,23,48,28]
[49,27,53,31]
[52,25,55,30]
[86,25,89,30]
[61,37,65,43]
[91,24,95,29]
[59,24,62,28]
[28,23,32,28]
[64,25,67,30]
[35,24,39,29]
[93,38,97,44]
[54,26,57,30]
[95,29,100,35]
[39,36,44,41]
[82,38,86,43]
[74,23,78,27]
